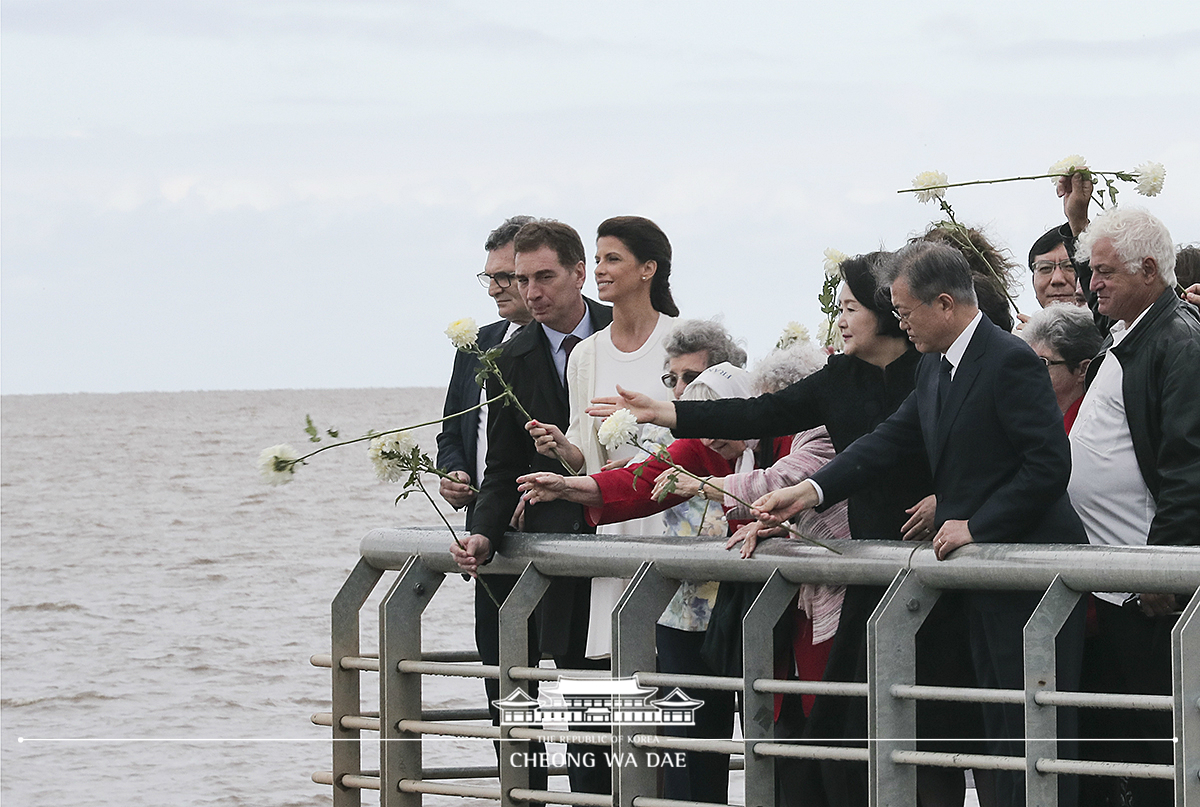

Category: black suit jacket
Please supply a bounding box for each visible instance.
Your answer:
[812,316,1085,546]
[435,318,510,530]
[471,297,613,656]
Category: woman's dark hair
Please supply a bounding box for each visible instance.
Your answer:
[597,216,679,317]
[917,224,1017,331]
[840,251,905,339]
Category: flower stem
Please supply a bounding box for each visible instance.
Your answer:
[648,451,843,554]
[289,392,509,467]
[936,200,1023,316]
[410,475,502,608]
[897,170,1134,194]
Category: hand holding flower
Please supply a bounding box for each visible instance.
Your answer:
[751,480,820,527]
[439,470,476,509]
[652,468,699,501]
[1057,170,1094,236]
[525,419,584,473]
[450,533,493,577]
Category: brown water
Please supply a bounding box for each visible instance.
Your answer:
[1,387,491,806]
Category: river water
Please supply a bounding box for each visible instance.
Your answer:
[1,387,498,806]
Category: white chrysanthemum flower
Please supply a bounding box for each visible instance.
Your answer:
[1048,154,1088,184]
[597,409,639,452]
[776,322,810,349]
[1135,162,1165,197]
[817,320,844,352]
[911,171,948,203]
[822,248,848,277]
[368,431,418,483]
[445,317,479,350]
[258,444,300,486]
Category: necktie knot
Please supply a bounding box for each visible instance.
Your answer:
[562,334,582,360]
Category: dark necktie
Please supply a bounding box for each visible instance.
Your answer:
[561,335,582,385]
[937,356,953,416]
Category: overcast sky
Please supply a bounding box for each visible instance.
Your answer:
[3,0,1198,395]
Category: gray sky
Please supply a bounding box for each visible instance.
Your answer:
[3,0,1198,394]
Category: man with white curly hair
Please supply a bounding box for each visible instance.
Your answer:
[1068,205,1200,807]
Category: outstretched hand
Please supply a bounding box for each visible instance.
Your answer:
[750,480,819,526]
[516,472,570,504]
[587,385,677,429]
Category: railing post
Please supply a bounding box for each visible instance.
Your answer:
[869,567,939,807]
[332,558,386,807]
[1023,575,1083,807]
[379,556,444,807]
[497,564,551,807]
[743,570,800,807]
[613,562,677,807]
[1173,592,1200,807]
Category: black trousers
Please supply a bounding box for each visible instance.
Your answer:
[967,592,1085,807]
[656,624,736,804]
[1078,597,1176,807]
[475,574,548,791]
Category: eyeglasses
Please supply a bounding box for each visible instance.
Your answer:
[1032,259,1076,277]
[662,370,703,389]
[892,300,930,324]
[1038,356,1071,368]
[477,271,517,289]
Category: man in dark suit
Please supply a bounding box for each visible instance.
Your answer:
[753,241,1086,807]
[452,218,613,794]
[435,215,535,776]
[437,215,534,523]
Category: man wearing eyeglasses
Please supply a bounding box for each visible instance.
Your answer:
[752,240,1086,807]
[434,215,537,785]
[437,215,534,519]
[1027,228,1082,308]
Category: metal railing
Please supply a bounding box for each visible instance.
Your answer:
[311,526,1200,807]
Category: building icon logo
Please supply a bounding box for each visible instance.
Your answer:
[494,677,703,726]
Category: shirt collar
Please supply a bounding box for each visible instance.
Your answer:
[540,312,594,352]
[942,310,983,374]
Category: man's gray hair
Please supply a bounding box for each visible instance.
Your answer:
[751,341,827,394]
[663,319,747,368]
[1019,304,1103,370]
[881,241,978,306]
[1075,206,1177,286]
[484,215,536,252]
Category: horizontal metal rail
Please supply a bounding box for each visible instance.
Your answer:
[318,528,1200,807]
[396,659,497,678]
[507,787,612,807]
[359,528,1200,592]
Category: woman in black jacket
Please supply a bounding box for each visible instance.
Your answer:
[588,252,983,807]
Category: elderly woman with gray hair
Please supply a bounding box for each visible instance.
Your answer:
[1018,304,1102,432]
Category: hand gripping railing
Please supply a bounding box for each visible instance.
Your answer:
[311,526,1200,807]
